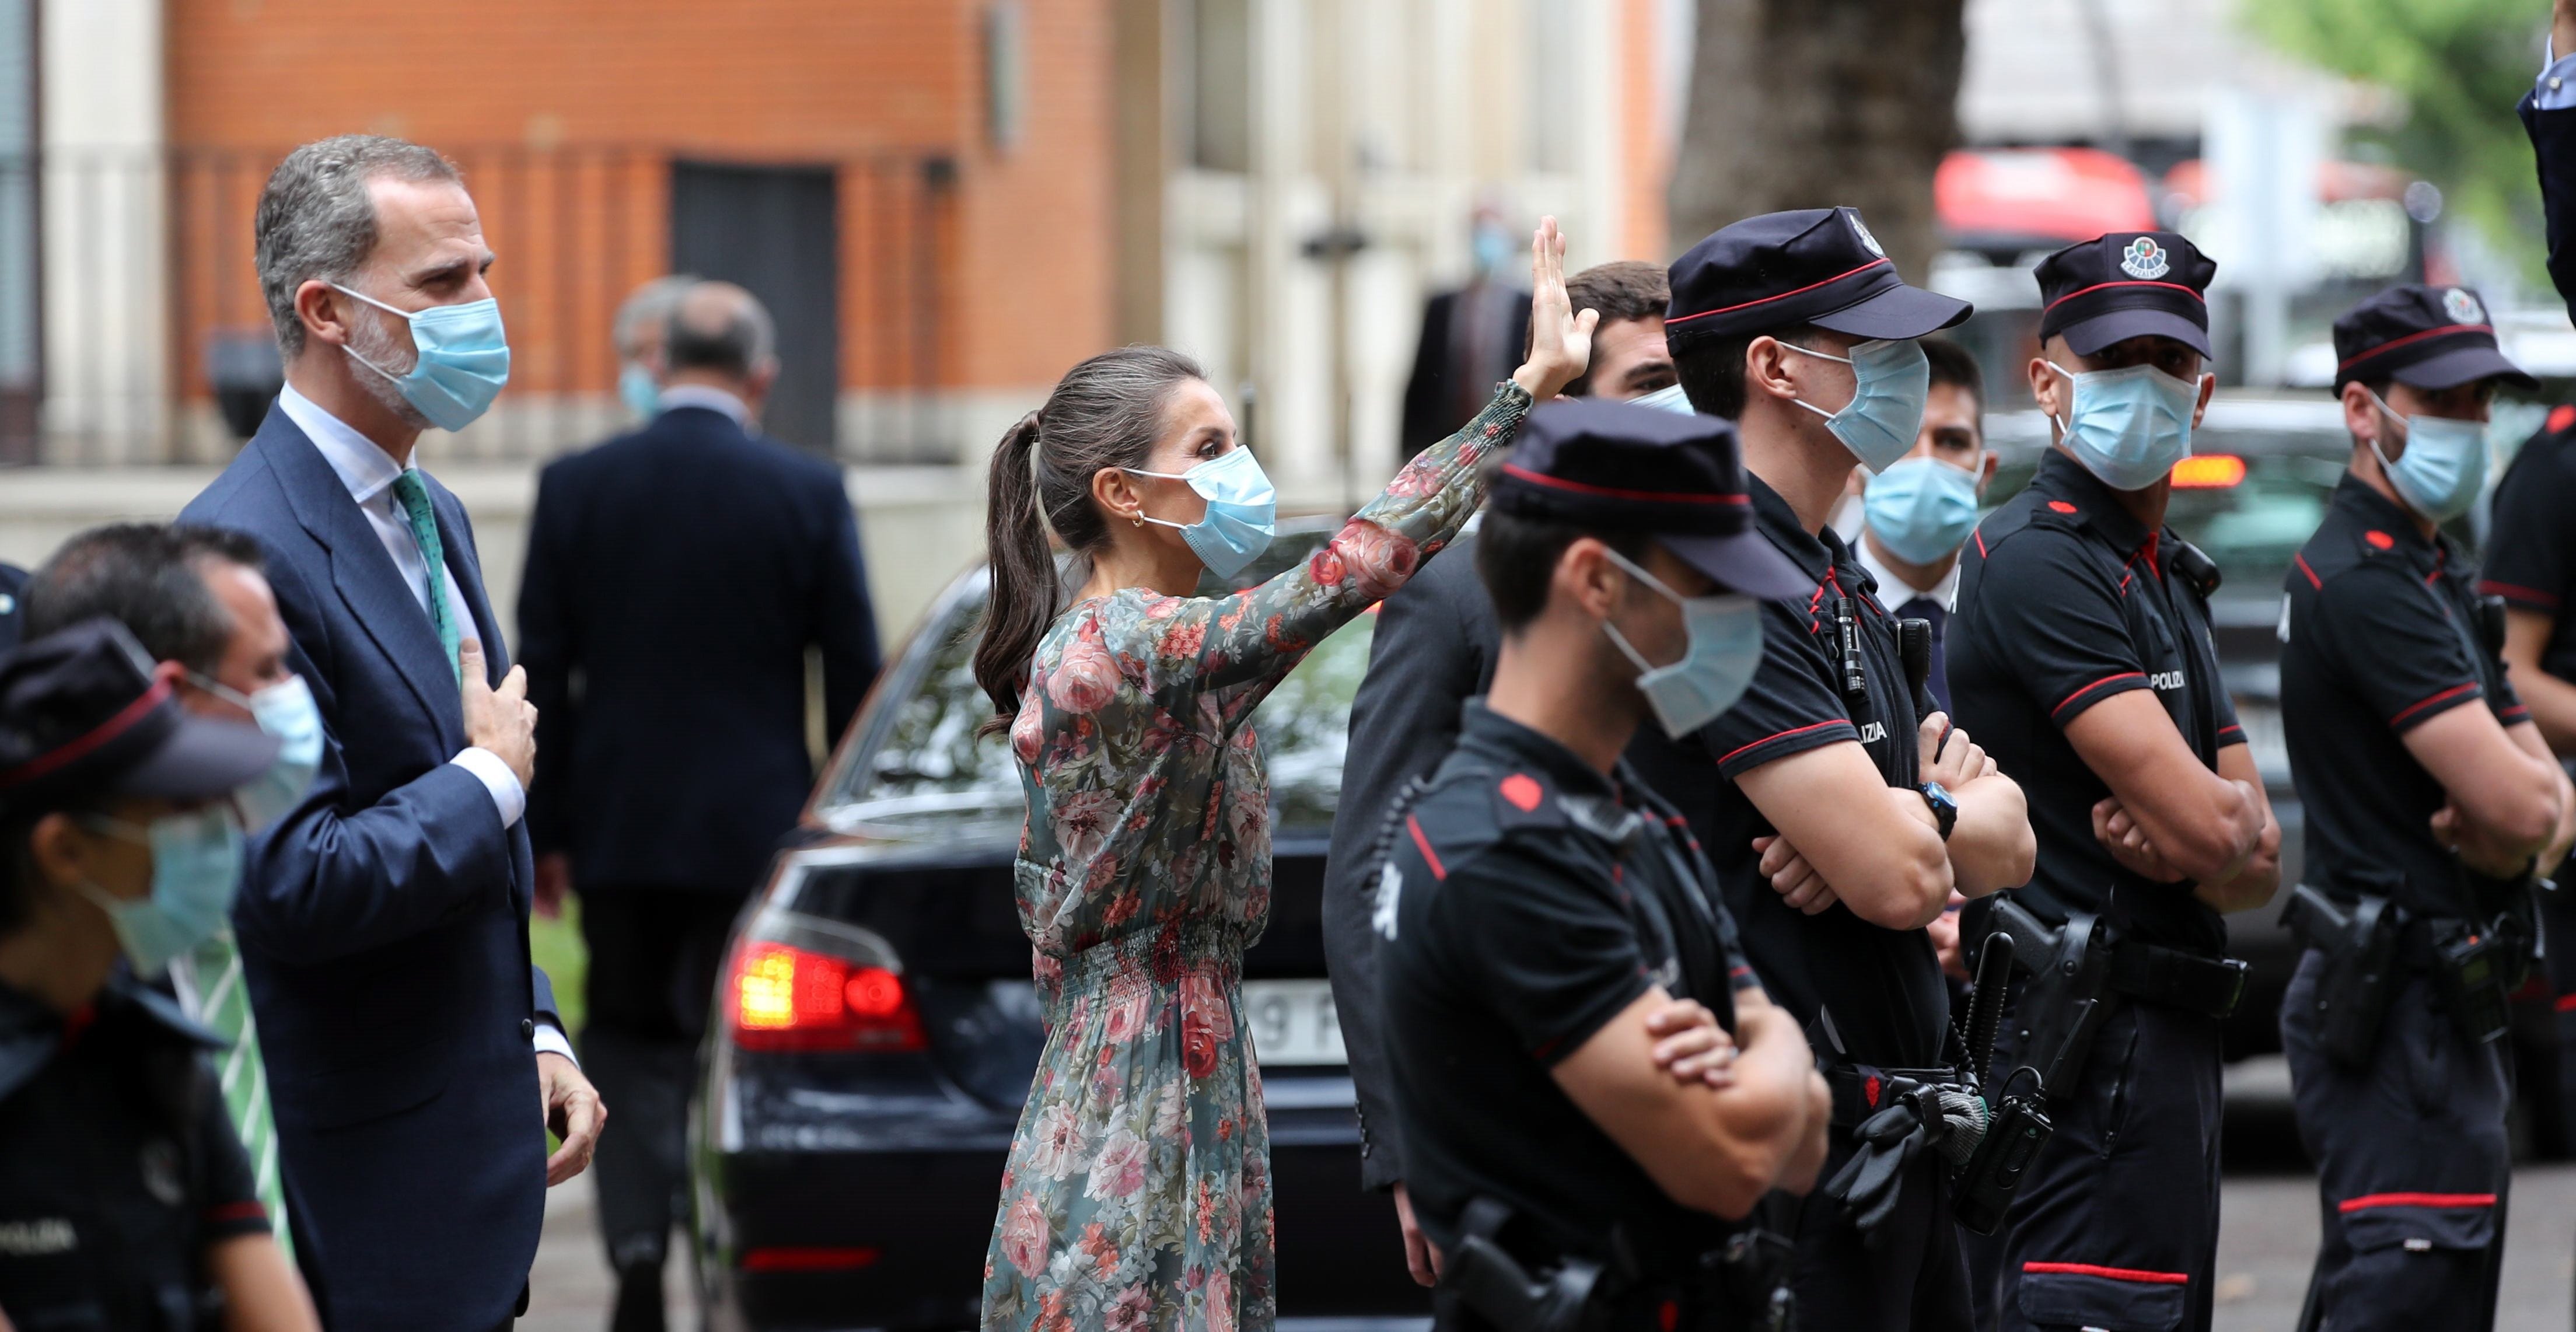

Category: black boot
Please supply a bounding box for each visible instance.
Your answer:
[610,1258,666,1332]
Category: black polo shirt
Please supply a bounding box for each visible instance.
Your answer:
[2481,407,2576,680]
[2284,474,2528,916]
[1378,702,1760,1264]
[1626,475,1947,1071]
[0,972,269,1328]
[1950,449,2239,955]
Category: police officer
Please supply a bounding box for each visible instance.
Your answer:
[1374,400,1828,1332]
[1634,209,2036,1331]
[2278,285,2572,1332]
[2483,393,2576,1153]
[0,620,318,1330]
[1948,230,2280,1332]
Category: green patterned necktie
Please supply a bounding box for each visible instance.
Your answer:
[388,469,461,681]
[171,936,291,1259]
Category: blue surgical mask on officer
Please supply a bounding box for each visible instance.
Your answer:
[1631,382,1696,415]
[72,806,246,980]
[1781,338,1931,473]
[187,672,323,833]
[2364,389,2488,523]
[331,282,513,431]
[2047,360,2201,491]
[1864,456,1983,565]
[1598,548,1764,739]
[1124,446,1279,579]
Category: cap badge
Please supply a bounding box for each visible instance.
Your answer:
[1847,210,1885,258]
[2443,288,2484,324]
[2120,236,2170,280]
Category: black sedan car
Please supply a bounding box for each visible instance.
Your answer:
[688,519,1422,1331]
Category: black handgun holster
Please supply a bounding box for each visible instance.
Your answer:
[2283,883,2402,1068]
[1991,897,2114,1098]
[1436,1200,1607,1332]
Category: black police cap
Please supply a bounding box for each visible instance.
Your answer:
[2035,232,2217,358]
[1663,208,1971,345]
[2331,284,2536,394]
[0,618,276,809]
[1493,400,1809,599]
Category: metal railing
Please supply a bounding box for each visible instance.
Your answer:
[3,145,957,467]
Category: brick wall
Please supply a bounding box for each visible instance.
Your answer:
[163,0,1113,394]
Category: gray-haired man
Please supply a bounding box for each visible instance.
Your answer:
[179,134,600,1332]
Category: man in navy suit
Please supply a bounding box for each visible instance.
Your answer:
[2528,1,2576,317]
[518,280,879,1329]
[179,134,602,1332]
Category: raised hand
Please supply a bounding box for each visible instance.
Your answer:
[1510,215,1599,401]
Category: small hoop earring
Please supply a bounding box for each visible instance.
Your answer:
[1131,514,1144,528]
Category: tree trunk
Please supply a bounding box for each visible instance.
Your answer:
[1670,0,1967,284]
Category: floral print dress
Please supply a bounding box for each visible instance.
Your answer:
[979,384,1533,1332]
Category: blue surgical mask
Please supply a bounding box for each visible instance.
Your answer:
[2047,361,2201,491]
[74,807,246,979]
[618,362,662,420]
[332,283,513,431]
[1864,456,1983,566]
[1471,222,1514,277]
[2366,390,2488,522]
[1784,338,1931,473]
[1631,382,1696,415]
[190,672,323,832]
[1600,549,1766,739]
[1125,448,1279,579]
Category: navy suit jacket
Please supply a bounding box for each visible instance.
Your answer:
[180,405,555,1332]
[2525,89,2576,317]
[518,404,880,893]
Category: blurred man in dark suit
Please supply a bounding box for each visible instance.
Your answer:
[2525,0,2576,316]
[1400,207,1534,452]
[518,279,881,1331]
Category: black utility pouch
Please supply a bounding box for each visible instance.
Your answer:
[1699,1223,1796,1332]
[1952,1089,2051,1235]
[1436,1200,1608,1332]
[2432,924,2514,1048]
[2283,883,2402,1067]
[1991,896,2113,1098]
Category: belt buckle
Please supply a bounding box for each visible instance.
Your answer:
[2211,957,2248,1019]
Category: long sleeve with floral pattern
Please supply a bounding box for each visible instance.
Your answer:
[978,383,1531,1332]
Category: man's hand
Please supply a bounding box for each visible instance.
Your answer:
[1753,834,1841,915]
[1645,999,1739,1088]
[534,853,572,921]
[1928,892,1970,982]
[1390,1182,1443,1287]
[2432,803,2539,879]
[2093,796,2186,883]
[538,1050,604,1187]
[1509,216,1600,401]
[459,639,538,790]
[1917,712,1991,790]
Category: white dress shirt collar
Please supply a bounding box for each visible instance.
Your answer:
[658,383,753,428]
[277,382,410,505]
[1851,526,1961,611]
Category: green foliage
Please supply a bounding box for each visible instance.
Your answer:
[531,894,587,1038]
[2247,0,2549,277]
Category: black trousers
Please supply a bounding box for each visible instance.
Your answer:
[1789,1134,1973,1331]
[1962,1000,2224,1332]
[581,886,748,1273]
[2282,956,2508,1332]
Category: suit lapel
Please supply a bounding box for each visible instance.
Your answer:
[257,421,463,743]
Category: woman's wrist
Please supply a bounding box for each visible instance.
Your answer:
[1511,362,1569,401]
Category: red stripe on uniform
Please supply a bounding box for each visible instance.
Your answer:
[2337,324,2493,373]
[204,1201,268,1224]
[2042,279,2210,314]
[2480,579,2562,609]
[1500,463,1746,506]
[2338,1192,2496,1214]
[2054,672,2145,716]
[2295,554,2323,590]
[1665,259,1892,326]
[2022,1261,2190,1285]
[1405,814,1446,881]
[1717,720,1850,766]
[2390,683,2479,727]
[2555,993,2576,1013]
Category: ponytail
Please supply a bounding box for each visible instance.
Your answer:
[974,411,1054,726]
[972,345,1209,728]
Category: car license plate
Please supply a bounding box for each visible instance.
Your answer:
[1242,978,1346,1067]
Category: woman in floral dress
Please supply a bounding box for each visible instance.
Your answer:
[966,221,1595,1331]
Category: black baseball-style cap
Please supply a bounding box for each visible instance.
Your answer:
[0,618,277,808]
[1663,208,1972,345]
[2035,232,2218,358]
[2331,284,2537,394]
[1493,399,1809,599]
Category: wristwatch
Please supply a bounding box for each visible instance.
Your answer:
[1918,781,1958,841]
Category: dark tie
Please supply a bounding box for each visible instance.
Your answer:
[1900,596,1951,715]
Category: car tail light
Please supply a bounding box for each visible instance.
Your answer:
[728,939,926,1053]
[2170,454,2246,488]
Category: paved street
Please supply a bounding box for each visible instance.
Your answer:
[522,1059,2576,1330]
